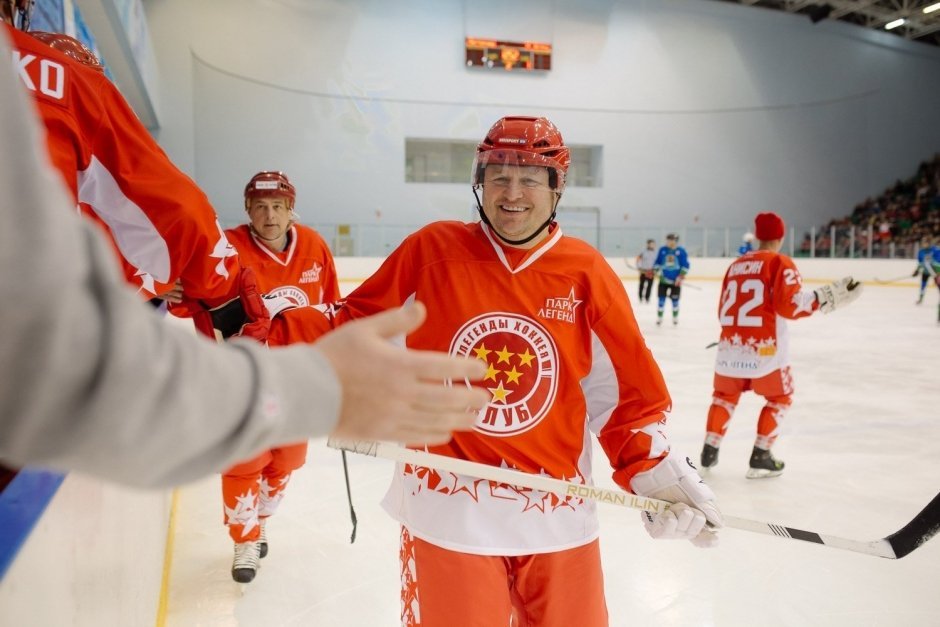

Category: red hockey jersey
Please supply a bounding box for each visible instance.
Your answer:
[714,249,818,378]
[6,24,237,304]
[335,221,673,554]
[225,224,340,308]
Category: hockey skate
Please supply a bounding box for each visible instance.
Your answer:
[259,518,268,559]
[232,541,261,583]
[916,292,924,305]
[700,444,719,470]
[746,447,784,479]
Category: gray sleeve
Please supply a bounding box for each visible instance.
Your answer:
[0,32,340,488]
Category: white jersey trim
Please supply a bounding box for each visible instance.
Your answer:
[77,155,171,283]
[381,458,601,556]
[481,223,564,274]
[249,224,297,267]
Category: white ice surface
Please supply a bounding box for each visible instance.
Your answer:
[166,280,940,627]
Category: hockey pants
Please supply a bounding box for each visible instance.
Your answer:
[221,442,308,542]
[399,527,608,627]
[706,368,793,450]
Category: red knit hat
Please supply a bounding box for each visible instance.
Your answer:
[754,212,785,241]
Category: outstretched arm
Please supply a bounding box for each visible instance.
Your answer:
[0,44,485,488]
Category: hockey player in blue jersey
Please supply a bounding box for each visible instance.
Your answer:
[913,239,939,306]
[653,233,690,325]
[738,232,754,256]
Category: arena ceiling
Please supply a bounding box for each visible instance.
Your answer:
[712,1,940,47]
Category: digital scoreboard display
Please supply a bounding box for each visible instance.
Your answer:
[465,38,552,72]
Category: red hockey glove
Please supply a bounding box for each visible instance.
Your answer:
[233,267,271,343]
[187,268,271,343]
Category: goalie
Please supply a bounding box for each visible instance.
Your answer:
[701,211,862,478]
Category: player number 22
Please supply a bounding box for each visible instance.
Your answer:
[719,279,764,327]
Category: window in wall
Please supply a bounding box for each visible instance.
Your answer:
[406,139,477,184]
[406,139,602,188]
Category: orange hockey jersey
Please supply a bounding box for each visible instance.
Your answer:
[334,221,673,555]
[6,24,237,304]
[714,249,818,379]
[225,224,340,308]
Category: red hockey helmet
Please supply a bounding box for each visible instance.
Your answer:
[244,171,296,210]
[29,32,105,73]
[1,0,33,30]
[472,116,570,193]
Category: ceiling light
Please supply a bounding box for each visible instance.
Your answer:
[885,18,906,30]
[924,3,940,14]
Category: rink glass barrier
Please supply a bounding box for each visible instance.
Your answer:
[217,222,922,259]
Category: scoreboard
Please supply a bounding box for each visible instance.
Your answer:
[465,38,552,72]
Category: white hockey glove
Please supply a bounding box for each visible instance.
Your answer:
[261,293,298,318]
[630,452,723,548]
[814,276,862,314]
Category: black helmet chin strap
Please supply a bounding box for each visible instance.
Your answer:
[472,186,561,247]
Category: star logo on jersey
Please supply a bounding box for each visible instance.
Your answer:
[791,291,815,315]
[448,473,483,501]
[210,221,238,279]
[403,463,445,495]
[516,486,550,513]
[630,421,670,459]
[299,262,323,284]
[537,287,582,325]
[134,269,156,297]
[550,476,580,512]
[448,313,559,437]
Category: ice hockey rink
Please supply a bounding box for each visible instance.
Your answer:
[163,273,939,627]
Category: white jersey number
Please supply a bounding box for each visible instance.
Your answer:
[719,279,764,327]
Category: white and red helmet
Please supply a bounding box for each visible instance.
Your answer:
[244,171,296,210]
[470,116,570,246]
[472,116,570,193]
[29,31,105,73]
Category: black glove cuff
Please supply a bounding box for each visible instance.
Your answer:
[208,298,248,339]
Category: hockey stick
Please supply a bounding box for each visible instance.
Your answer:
[340,451,358,543]
[329,439,940,560]
[705,341,718,349]
[623,260,702,291]
[874,274,916,284]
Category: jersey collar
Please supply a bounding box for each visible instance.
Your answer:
[481,222,563,275]
[250,224,297,266]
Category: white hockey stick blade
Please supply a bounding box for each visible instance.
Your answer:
[329,439,940,560]
[624,260,639,271]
